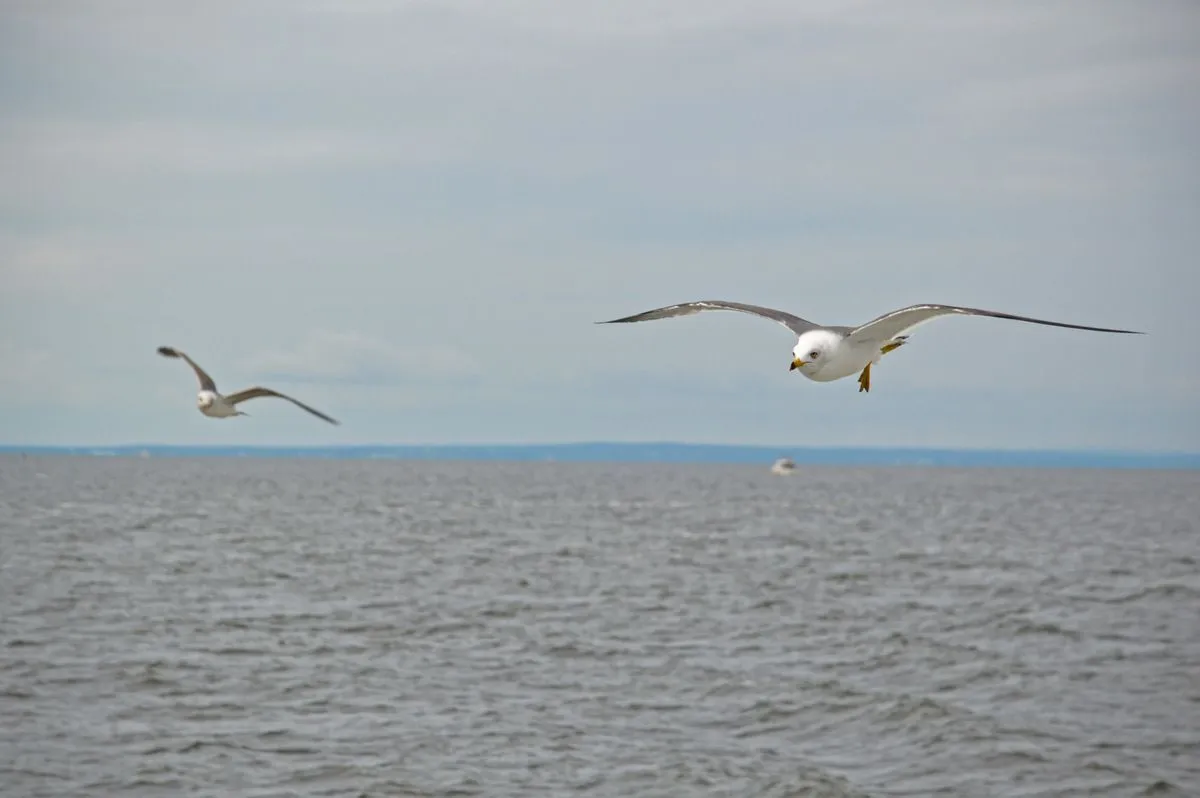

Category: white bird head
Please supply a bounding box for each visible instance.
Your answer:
[790,330,841,375]
[196,391,216,409]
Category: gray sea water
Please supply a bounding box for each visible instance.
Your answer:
[1,456,1198,797]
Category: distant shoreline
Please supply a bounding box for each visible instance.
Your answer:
[1,443,1197,470]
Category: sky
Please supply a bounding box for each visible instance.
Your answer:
[1,0,1197,451]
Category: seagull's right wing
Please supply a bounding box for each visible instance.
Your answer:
[156,347,218,392]
[223,387,340,425]
[847,304,1145,344]
[597,300,819,336]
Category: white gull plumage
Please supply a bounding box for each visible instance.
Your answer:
[598,301,1144,393]
[157,346,339,424]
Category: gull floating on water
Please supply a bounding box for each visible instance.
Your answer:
[770,457,796,475]
[156,346,339,424]
[598,301,1144,393]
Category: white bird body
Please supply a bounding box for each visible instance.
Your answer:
[158,347,339,424]
[196,389,244,419]
[600,300,1143,393]
[792,329,879,383]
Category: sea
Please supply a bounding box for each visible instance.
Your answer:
[2,455,1198,797]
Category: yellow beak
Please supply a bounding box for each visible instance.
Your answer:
[790,358,806,371]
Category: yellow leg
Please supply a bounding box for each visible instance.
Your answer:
[860,340,905,393]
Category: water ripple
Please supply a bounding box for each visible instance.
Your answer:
[1,456,1197,797]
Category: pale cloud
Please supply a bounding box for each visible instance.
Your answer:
[2,119,423,177]
[0,339,178,409]
[0,119,481,218]
[2,237,88,288]
[0,342,57,400]
[0,231,150,297]
[242,330,479,386]
[5,0,1193,216]
[943,55,1200,123]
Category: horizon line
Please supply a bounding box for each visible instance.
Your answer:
[1,441,1198,455]
[1,441,1197,471]
[0,439,1195,451]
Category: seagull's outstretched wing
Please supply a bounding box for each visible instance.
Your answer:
[223,387,340,425]
[597,300,819,336]
[156,346,218,392]
[847,304,1145,344]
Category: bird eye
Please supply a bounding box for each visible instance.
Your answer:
[809,350,819,359]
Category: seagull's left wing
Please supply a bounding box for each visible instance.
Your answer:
[223,387,340,425]
[156,346,218,392]
[597,300,819,336]
[847,304,1145,344]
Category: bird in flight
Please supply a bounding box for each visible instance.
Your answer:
[156,346,339,424]
[598,301,1144,393]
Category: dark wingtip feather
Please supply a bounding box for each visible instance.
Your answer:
[156,346,179,357]
[596,314,644,324]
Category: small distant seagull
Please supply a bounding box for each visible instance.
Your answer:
[598,301,1144,393]
[156,346,339,424]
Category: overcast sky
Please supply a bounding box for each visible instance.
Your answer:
[2,0,1197,450]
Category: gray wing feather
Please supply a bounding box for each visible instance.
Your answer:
[597,300,819,335]
[849,304,1145,342]
[156,346,217,392]
[224,386,340,425]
